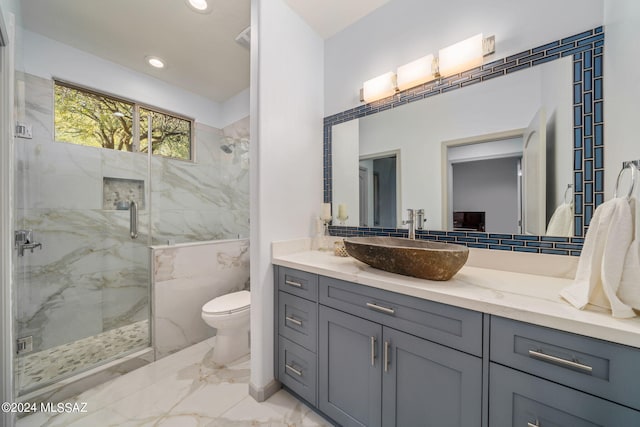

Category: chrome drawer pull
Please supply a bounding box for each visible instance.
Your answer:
[285,316,302,326]
[285,279,303,288]
[371,336,376,366]
[285,363,303,377]
[384,341,390,373]
[366,302,395,315]
[528,349,593,373]
[527,421,539,427]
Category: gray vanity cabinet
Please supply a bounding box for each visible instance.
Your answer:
[490,363,640,426]
[317,276,483,427]
[274,265,640,426]
[318,306,382,427]
[275,267,319,405]
[489,316,640,425]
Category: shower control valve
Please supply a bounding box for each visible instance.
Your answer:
[15,229,43,256]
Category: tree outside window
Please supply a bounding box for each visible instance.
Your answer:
[54,82,192,161]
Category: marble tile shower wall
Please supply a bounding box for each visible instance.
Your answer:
[151,116,250,245]
[14,72,250,354]
[152,239,250,359]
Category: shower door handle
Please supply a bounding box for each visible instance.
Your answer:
[130,201,138,239]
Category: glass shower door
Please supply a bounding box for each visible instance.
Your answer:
[13,73,151,396]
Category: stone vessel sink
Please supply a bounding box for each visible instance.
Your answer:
[343,236,469,281]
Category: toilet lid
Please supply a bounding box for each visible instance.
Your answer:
[203,290,250,315]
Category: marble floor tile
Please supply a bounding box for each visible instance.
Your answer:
[213,390,332,427]
[17,338,329,427]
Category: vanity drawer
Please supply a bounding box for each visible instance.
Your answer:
[278,336,317,406]
[319,276,483,356]
[491,316,640,410]
[490,363,640,426]
[278,291,317,352]
[278,267,318,302]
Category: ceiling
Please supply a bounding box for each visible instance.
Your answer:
[285,0,391,39]
[21,0,251,103]
[20,0,389,104]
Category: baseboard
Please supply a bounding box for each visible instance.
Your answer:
[249,379,281,402]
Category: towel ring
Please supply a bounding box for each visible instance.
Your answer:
[614,163,637,200]
[564,184,573,205]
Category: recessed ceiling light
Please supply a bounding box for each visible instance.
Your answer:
[186,0,212,13]
[145,56,165,69]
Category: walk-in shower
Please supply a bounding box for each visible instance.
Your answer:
[12,75,250,398]
[4,0,251,405]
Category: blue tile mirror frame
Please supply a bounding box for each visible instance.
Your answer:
[324,27,604,257]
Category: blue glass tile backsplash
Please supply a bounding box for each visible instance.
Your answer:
[323,27,605,256]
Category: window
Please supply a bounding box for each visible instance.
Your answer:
[54,81,192,160]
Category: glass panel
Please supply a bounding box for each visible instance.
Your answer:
[54,83,134,152]
[14,74,150,396]
[140,108,192,160]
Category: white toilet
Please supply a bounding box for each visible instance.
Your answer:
[201,290,251,365]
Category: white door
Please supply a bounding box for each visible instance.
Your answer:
[522,108,547,235]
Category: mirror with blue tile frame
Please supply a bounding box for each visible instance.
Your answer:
[324,27,604,256]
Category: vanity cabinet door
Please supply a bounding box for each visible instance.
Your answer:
[319,306,382,427]
[382,327,482,427]
[490,363,640,426]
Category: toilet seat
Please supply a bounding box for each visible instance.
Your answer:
[203,290,250,315]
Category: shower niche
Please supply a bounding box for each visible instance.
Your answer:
[103,177,145,210]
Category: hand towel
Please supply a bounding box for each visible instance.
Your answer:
[617,240,640,314]
[546,202,573,237]
[616,199,640,314]
[560,198,634,317]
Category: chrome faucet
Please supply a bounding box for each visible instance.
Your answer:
[403,209,416,240]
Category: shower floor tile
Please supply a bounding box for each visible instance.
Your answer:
[16,320,149,394]
[17,337,330,427]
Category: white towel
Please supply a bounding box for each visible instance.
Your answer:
[560,198,635,317]
[617,240,640,313]
[546,203,574,237]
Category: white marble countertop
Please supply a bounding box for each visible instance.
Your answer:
[272,240,640,349]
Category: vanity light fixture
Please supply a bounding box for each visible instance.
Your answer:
[396,54,436,91]
[360,34,495,103]
[146,56,165,69]
[438,34,495,77]
[361,71,397,103]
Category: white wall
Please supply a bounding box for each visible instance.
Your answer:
[222,87,251,129]
[604,0,640,239]
[250,0,323,394]
[332,120,359,225]
[0,0,18,28]
[604,1,640,192]
[324,0,603,116]
[22,30,227,129]
[540,57,573,219]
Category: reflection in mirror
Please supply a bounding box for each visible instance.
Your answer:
[446,135,523,234]
[359,153,398,227]
[332,56,575,236]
